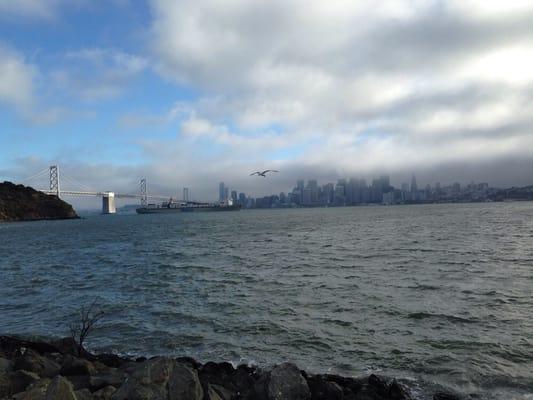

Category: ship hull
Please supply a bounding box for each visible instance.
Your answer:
[136,205,241,214]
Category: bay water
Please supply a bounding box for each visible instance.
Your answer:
[1,203,532,399]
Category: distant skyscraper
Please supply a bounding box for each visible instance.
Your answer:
[297,179,304,191]
[219,182,225,202]
[231,190,238,204]
[183,187,189,202]
[410,174,418,193]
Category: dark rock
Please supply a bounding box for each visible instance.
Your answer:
[0,336,60,357]
[45,375,77,400]
[168,362,203,400]
[307,375,344,400]
[0,357,12,398]
[211,383,234,400]
[12,378,51,400]
[367,374,388,396]
[51,337,79,356]
[199,361,236,393]
[112,377,167,400]
[206,383,224,400]
[234,364,259,395]
[14,348,60,378]
[175,356,202,370]
[322,374,363,395]
[10,370,41,394]
[93,385,117,399]
[66,374,92,390]
[267,362,311,400]
[0,182,78,222]
[76,388,96,400]
[433,392,464,400]
[90,369,125,390]
[389,380,412,400]
[60,355,97,376]
[94,353,125,368]
[130,357,174,385]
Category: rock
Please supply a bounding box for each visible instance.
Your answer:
[389,379,412,400]
[90,369,125,390]
[129,357,174,385]
[367,374,388,397]
[206,384,224,400]
[307,376,344,400]
[10,370,41,394]
[267,363,311,400]
[433,392,463,400]
[0,357,13,398]
[168,362,203,400]
[93,385,117,399]
[45,376,77,400]
[61,355,97,376]
[14,348,60,378]
[210,384,234,400]
[111,377,167,400]
[12,378,51,400]
[67,374,92,390]
[52,337,79,356]
[233,364,258,395]
[76,388,96,400]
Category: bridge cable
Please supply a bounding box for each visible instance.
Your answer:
[19,168,49,183]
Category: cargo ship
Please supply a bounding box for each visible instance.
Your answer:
[136,200,241,214]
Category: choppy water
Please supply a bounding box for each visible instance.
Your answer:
[1,203,532,399]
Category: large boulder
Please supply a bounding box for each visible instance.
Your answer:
[112,358,202,400]
[10,370,41,394]
[90,368,125,390]
[60,355,97,376]
[12,378,51,400]
[267,363,311,400]
[45,376,77,400]
[0,357,13,397]
[14,348,60,378]
[307,375,344,400]
[168,362,203,400]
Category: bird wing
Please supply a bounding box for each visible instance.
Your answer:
[263,169,279,173]
[250,172,260,176]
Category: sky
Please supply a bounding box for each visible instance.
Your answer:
[1,0,533,207]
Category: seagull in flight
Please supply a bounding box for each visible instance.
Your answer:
[250,169,279,177]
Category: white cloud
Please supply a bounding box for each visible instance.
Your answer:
[0,45,36,113]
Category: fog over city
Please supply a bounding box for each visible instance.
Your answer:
[2,1,533,207]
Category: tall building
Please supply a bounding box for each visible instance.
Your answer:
[231,190,238,204]
[183,187,189,202]
[410,174,418,193]
[218,182,225,202]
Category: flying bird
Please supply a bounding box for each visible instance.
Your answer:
[250,170,279,177]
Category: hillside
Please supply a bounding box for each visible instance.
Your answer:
[0,181,78,222]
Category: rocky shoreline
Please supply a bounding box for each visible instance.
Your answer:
[0,335,466,400]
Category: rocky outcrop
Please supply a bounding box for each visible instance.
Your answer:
[0,181,78,222]
[0,335,420,400]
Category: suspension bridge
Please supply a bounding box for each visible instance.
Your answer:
[20,165,170,214]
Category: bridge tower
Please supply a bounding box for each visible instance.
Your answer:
[140,179,147,207]
[49,165,60,197]
[102,192,116,214]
